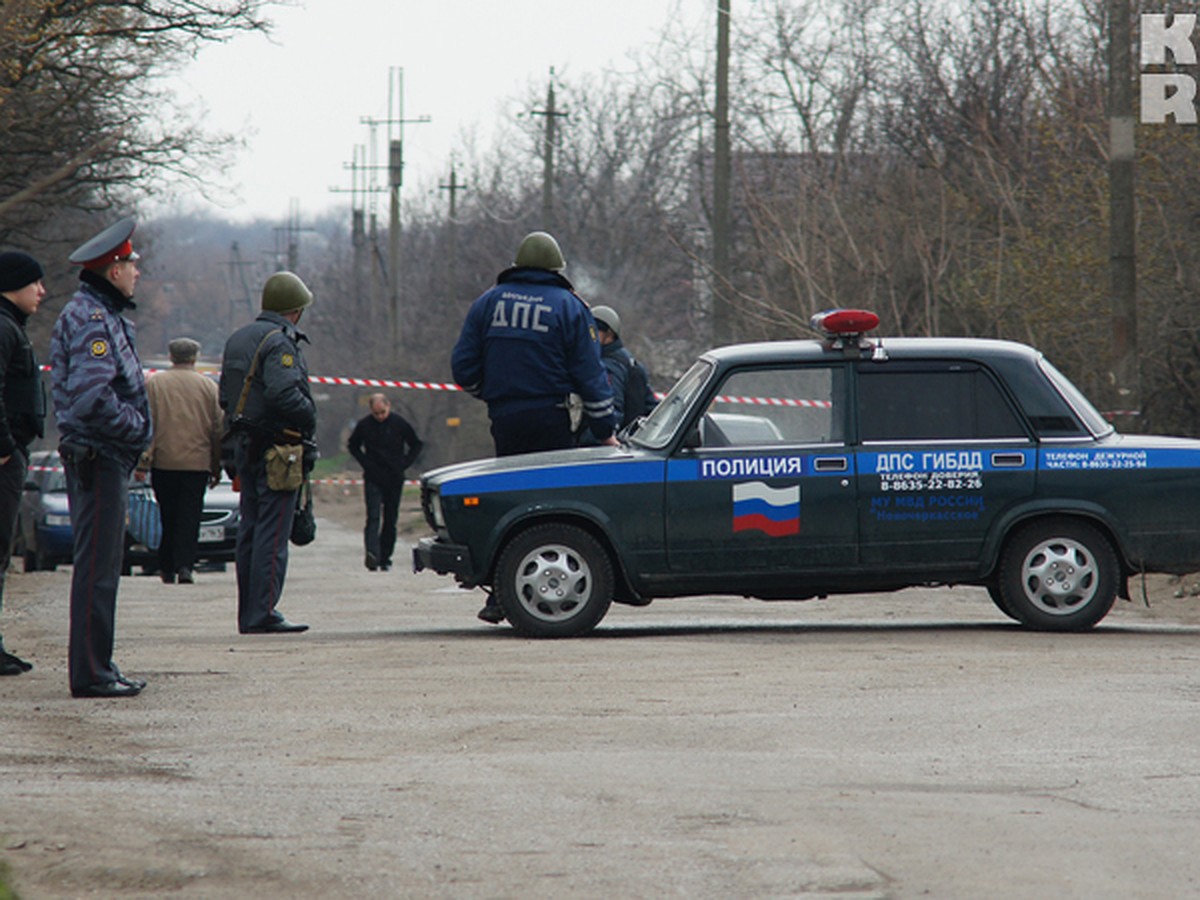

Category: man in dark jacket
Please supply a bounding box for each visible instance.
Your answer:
[0,252,46,676]
[590,305,657,431]
[452,231,617,623]
[347,393,422,572]
[451,231,618,456]
[219,271,316,635]
[51,218,153,698]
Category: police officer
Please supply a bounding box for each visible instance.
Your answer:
[452,231,617,622]
[589,305,657,431]
[219,272,316,635]
[50,218,152,698]
[0,252,46,676]
[452,231,617,455]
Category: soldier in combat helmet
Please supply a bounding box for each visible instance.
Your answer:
[219,272,317,635]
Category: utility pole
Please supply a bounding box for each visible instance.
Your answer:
[225,241,256,329]
[272,200,313,273]
[530,68,568,232]
[331,144,386,337]
[1108,0,1139,420]
[361,67,430,356]
[712,0,734,345]
[440,161,468,274]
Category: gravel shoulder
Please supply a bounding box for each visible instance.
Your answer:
[3,486,1200,898]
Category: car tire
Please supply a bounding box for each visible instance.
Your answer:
[997,518,1118,631]
[495,523,614,638]
[986,584,1024,623]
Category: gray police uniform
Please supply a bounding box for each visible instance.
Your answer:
[219,312,316,632]
[50,269,152,694]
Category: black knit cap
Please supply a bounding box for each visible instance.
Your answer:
[0,251,44,293]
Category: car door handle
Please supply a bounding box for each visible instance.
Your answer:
[813,456,849,472]
[991,452,1026,468]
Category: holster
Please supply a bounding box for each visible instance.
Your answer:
[59,441,96,491]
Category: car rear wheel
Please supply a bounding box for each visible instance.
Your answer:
[495,523,614,638]
[997,518,1118,631]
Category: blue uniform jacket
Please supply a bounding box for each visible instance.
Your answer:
[451,267,616,438]
[49,272,151,470]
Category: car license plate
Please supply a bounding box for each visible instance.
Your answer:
[198,525,224,543]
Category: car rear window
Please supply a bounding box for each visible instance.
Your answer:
[857,363,1027,442]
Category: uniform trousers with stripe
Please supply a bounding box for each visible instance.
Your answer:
[234,440,297,632]
[65,454,129,692]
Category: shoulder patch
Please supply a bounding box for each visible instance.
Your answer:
[90,339,109,358]
[280,353,294,368]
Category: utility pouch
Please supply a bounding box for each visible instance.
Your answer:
[263,443,304,492]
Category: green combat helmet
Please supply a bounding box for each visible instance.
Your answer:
[591,305,621,337]
[262,271,313,313]
[514,231,565,272]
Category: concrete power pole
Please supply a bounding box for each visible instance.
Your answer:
[440,162,468,274]
[531,68,568,232]
[713,0,734,344]
[1108,0,1139,420]
[362,68,429,356]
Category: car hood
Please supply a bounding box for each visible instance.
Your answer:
[424,444,659,494]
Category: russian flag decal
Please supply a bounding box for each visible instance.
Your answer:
[732,482,800,537]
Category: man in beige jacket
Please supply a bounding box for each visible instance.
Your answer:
[144,337,223,584]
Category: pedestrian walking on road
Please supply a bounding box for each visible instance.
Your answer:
[51,217,152,698]
[144,337,223,585]
[0,251,46,676]
[347,393,422,572]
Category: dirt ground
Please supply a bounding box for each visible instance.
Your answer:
[4,487,1200,898]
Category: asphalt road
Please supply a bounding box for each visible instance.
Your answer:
[3,496,1200,898]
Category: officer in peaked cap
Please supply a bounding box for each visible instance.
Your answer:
[67,216,140,269]
[50,216,152,698]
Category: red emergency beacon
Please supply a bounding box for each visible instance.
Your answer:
[810,308,880,336]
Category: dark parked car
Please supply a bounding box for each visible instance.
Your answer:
[124,476,240,574]
[414,309,1200,637]
[13,449,240,574]
[16,450,73,571]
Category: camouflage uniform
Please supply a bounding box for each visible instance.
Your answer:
[50,269,151,695]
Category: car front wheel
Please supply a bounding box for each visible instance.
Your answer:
[495,523,614,638]
[997,518,1118,631]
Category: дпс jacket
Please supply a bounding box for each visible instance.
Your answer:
[451,266,615,440]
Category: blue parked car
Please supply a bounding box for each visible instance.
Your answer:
[16,450,73,572]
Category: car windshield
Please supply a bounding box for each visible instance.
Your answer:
[1039,359,1113,437]
[629,359,714,449]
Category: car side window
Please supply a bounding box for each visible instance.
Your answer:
[701,366,843,447]
[857,363,1027,442]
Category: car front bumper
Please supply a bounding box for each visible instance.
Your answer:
[412,536,474,581]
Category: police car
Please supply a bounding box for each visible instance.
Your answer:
[413,310,1200,637]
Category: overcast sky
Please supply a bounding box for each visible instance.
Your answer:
[160,0,703,222]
